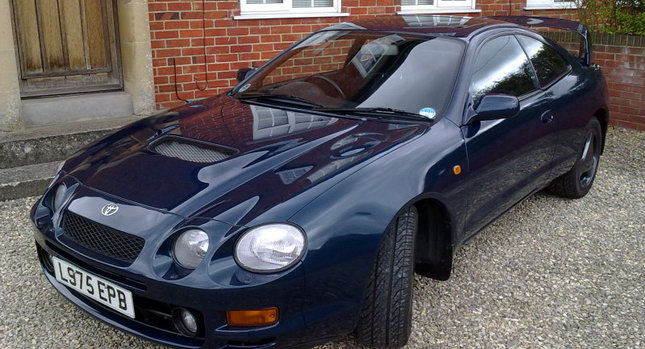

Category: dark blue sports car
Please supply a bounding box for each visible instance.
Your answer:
[32,15,608,349]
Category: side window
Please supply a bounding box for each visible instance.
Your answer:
[516,35,569,87]
[470,35,537,105]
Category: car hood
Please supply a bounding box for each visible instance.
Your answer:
[64,95,428,226]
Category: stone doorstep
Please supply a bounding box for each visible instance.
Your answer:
[0,161,59,202]
[0,116,142,201]
[21,92,135,126]
[0,116,140,170]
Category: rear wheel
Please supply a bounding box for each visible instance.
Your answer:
[355,206,418,348]
[549,118,602,199]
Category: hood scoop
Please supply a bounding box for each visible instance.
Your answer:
[150,136,236,164]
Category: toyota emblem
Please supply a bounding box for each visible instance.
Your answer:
[101,203,119,216]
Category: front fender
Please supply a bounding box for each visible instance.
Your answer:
[287,119,467,335]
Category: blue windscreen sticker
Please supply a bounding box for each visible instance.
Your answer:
[238,83,251,92]
[419,107,436,119]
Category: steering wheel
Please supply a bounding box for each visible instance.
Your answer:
[305,75,346,99]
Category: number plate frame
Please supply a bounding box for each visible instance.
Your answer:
[52,256,135,318]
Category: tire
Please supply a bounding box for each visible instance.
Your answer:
[549,118,602,199]
[355,206,418,348]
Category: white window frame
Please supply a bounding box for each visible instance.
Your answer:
[524,0,578,10]
[397,0,480,15]
[236,0,348,20]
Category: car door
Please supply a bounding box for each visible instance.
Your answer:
[515,35,575,180]
[461,34,556,238]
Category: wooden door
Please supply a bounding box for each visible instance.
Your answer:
[11,0,122,97]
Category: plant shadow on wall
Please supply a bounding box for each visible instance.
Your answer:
[574,0,645,35]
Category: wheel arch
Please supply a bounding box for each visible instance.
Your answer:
[410,196,455,281]
[594,108,609,154]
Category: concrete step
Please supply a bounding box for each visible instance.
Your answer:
[22,92,134,125]
[0,116,139,170]
[0,161,60,201]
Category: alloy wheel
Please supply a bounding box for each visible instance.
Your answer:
[578,132,599,188]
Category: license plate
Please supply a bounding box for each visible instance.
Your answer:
[52,256,135,318]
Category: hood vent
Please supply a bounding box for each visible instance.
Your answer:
[151,138,234,163]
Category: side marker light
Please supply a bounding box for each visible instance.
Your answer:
[226,308,279,327]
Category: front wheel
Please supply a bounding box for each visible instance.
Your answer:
[549,118,602,199]
[355,206,418,348]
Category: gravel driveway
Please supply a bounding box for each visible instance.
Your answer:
[1,127,643,349]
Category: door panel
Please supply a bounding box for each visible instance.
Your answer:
[461,95,553,237]
[547,74,588,178]
[461,35,556,238]
[515,35,579,181]
[61,0,85,70]
[85,0,108,69]
[40,0,65,70]
[11,0,122,97]
[14,0,42,73]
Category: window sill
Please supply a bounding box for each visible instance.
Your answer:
[397,8,482,15]
[523,5,579,10]
[234,12,349,20]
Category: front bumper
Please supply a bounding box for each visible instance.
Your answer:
[32,201,342,349]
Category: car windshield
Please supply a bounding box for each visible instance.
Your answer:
[232,30,464,118]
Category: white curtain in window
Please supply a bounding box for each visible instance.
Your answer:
[293,0,333,7]
[246,0,283,4]
[401,0,434,5]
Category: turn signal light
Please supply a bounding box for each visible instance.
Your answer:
[226,308,279,327]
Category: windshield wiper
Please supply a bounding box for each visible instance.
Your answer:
[314,107,431,121]
[236,93,322,108]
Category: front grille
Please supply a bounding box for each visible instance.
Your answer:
[152,139,232,163]
[62,212,144,264]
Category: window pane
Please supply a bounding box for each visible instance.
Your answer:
[356,37,463,115]
[401,0,434,6]
[517,36,568,86]
[402,15,470,27]
[470,36,536,103]
[293,0,333,7]
[246,0,283,4]
[256,107,289,129]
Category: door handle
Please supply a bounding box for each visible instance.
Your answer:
[541,112,554,124]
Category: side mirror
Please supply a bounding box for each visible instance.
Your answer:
[236,67,256,82]
[469,94,520,123]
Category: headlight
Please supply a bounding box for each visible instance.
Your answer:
[173,229,210,269]
[234,224,306,273]
[52,184,67,211]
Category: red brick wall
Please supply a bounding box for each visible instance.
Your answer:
[557,38,645,131]
[148,0,400,110]
[147,0,645,130]
[479,0,578,19]
[592,45,645,131]
[264,39,353,84]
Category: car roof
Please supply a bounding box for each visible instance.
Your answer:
[331,15,520,39]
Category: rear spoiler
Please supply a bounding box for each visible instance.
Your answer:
[488,16,591,66]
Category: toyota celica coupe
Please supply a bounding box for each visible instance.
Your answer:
[31,15,608,349]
